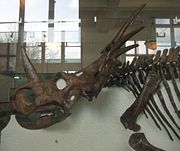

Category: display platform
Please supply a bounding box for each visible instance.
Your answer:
[0,87,179,151]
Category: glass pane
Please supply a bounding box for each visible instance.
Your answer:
[26,47,42,63]
[54,32,62,42]
[0,43,7,55]
[0,23,18,32]
[65,47,81,63]
[155,19,170,24]
[174,28,180,47]
[67,42,81,46]
[25,23,48,32]
[0,0,19,22]
[9,57,16,71]
[26,42,41,47]
[156,28,171,48]
[157,46,171,51]
[54,22,79,31]
[45,47,61,63]
[0,32,18,43]
[126,56,134,63]
[25,0,48,21]
[65,31,81,42]
[137,41,146,54]
[176,43,180,47]
[25,31,48,43]
[55,0,79,21]
[0,57,7,71]
[0,23,18,43]
[45,42,61,47]
[125,41,135,54]
[54,31,81,42]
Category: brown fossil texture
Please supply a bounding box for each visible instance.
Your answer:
[129,133,166,151]
[120,70,161,131]
[107,47,180,141]
[0,4,146,130]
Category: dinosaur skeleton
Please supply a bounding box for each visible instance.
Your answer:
[0,4,145,130]
[129,133,166,151]
[106,47,180,141]
[0,3,179,150]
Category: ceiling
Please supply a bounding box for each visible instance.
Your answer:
[80,0,180,19]
[79,0,180,32]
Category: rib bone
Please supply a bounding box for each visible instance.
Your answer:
[120,71,160,131]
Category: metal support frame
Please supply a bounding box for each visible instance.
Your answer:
[16,0,26,72]
[48,0,55,42]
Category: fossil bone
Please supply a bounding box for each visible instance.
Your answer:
[0,4,146,130]
[120,70,160,131]
[108,48,180,140]
[129,133,166,151]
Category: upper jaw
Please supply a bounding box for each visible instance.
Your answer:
[16,103,71,130]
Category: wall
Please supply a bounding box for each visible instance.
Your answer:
[0,75,13,102]
[0,86,179,151]
[80,2,180,67]
[81,23,147,67]
[80,12,156,67]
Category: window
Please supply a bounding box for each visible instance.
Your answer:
[25,0,48,21]
[174,28,180,46]
[0,43,16,72]
[24,23,48,44]
[45,47,61,63]
[44,42,81,63]
[137,41,146,54]
[125,40,152,62]
[24,0,81,64]
[24,0,48,44]
[155,19,170,25]
[65,43,81,63]
[0,0,19,43]
[45,42,61,63]
[0,0,19,22]
[54,22,81,42]
[156,28,171,50]
[126,41,135,55]
[54,22,79,31]
[126,56,134,63]
[26,46,42,63]
[55,0,79,21]
[0,0,81,71]
[155,18,180,49]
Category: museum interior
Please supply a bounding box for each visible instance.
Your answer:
[0,0,180,151]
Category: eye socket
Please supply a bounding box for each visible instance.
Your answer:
[70,95,75,101]
[56,79,67,90]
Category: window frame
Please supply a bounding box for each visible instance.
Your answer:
[125,40,154,62]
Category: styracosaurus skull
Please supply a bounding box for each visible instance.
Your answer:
[6,4,146,130]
